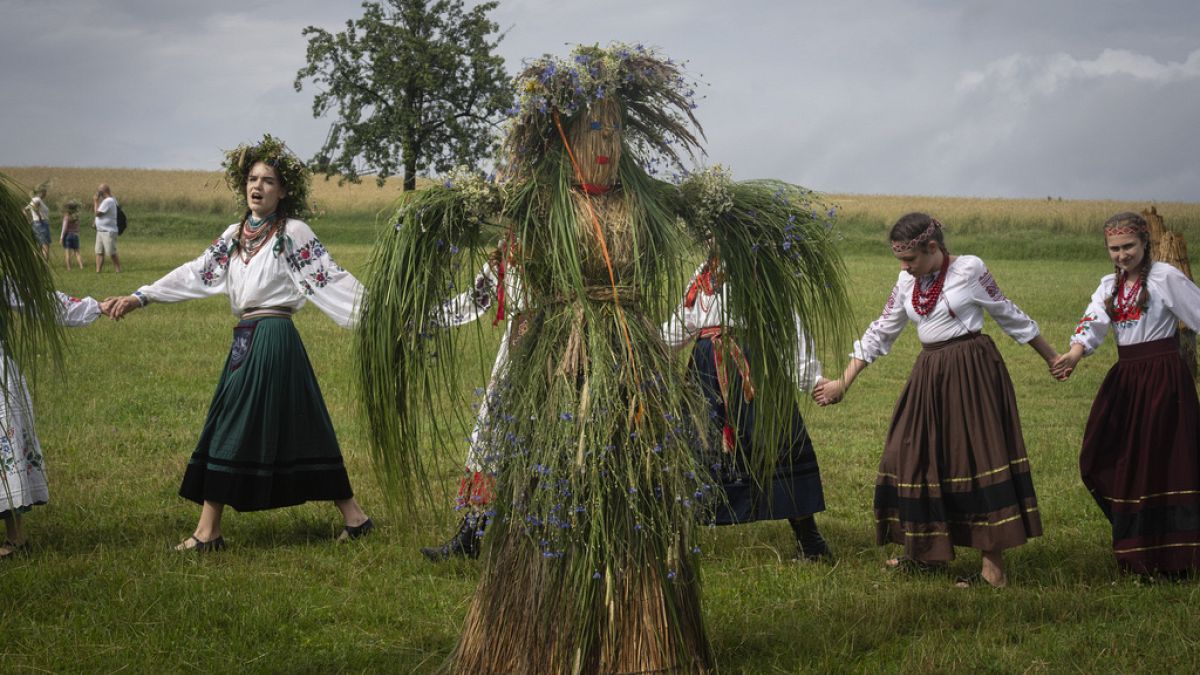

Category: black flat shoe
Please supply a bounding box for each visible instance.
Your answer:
[175,535,225,553]
[793,541,834,563]
[421,516,483,562]
[338,518,374,542]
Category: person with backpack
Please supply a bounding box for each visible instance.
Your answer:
[93,183,122,273]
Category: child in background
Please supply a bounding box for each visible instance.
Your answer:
[60,200,84,270]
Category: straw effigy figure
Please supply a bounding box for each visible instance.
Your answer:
[358,43,851,672]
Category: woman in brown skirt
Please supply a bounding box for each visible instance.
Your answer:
[1053,212,1200,575]
[815,213,1058,587]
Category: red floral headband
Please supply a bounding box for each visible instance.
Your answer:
[891,219,942,253]
[1104,222,1148,237]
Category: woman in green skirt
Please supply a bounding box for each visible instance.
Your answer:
[104,136,371,551]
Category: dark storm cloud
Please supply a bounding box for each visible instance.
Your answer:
[2,0,1197,200]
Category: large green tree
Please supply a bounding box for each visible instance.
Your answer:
[295,0,512,191]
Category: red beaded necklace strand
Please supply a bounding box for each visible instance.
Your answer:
[1113,270,1143,320]
[911,251,950,316]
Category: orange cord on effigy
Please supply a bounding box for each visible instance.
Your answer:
[552,110,645,424]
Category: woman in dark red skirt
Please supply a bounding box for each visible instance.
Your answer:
[816,213,1058,587]
[1054,212,1200,575]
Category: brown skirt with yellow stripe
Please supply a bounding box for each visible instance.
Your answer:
[874,333,1042,562]
[1080,337,1200,574]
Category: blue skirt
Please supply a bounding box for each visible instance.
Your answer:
[690,337,825,524]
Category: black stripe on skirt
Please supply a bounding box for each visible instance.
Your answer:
[179,316,353,512]
[874,332,1042,562]
[1080,336,1200,574]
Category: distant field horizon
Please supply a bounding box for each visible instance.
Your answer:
[5,165,1199,258]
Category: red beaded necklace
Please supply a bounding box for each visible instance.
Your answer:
[911,251,950,317]
[1113,271,1143,321]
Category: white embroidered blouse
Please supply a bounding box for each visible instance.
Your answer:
[1069,261,1200,354]
[437,259,526,472]
[661,264,824,392]
[437,259,526,328]
[135,220,363,328]
[56,292,101,327]
[852,254,1040,363]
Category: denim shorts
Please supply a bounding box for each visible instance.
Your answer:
[62,233,80,250]
[32,221,51,246]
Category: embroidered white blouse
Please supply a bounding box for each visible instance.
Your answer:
[135,220,364,328]
[1069,261,1200,354]
[437,260,526,472]
[437,259,526,328]
[852,254,1040,363]
[661,264,824,392]
[56,292,101,326]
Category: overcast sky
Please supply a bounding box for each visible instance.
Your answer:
[2,0,1197,201]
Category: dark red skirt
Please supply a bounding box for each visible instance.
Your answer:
[1080,337,1200,574]
[874,333,1043,562]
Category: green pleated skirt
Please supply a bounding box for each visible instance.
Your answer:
[179,316,352,511]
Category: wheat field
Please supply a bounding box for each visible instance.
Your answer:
[7,165,1200,237]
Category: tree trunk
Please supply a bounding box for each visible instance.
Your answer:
[403,151,417,192]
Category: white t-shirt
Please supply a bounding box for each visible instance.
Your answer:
[95,197,119,233]
[28,196,49,224]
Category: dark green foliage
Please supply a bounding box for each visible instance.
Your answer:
[295,0,513,191]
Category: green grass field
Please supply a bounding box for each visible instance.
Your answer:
[4,202,1200,673]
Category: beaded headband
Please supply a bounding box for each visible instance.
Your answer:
[891,219,942,253]
[1104,222,1148,237]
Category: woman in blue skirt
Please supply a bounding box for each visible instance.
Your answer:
[663,258,831,560]
[104,135,371,551]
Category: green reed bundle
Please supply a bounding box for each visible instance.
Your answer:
[357,43,851,673]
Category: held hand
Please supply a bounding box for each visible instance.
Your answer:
[813,378,846,406]
[1050,351,1080,381]
[101,295,140,321]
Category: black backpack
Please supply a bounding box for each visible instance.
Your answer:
[116,206,128,235]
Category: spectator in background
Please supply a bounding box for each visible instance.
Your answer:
[93,184,121,273]
[23,185,51,260]
[60,200,84,270]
